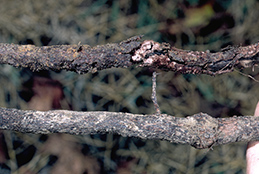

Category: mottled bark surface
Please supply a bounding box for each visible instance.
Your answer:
[0,107,259,149]
[1,37,259,149]
[133,40,259,75]
[1,36,259,75]
[0,36,143,74]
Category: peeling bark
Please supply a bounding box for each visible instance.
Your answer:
[0,36,259,74]
[132,40,259,75]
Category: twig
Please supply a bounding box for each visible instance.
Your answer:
[0,37,259,75]
[1,107,259,149]
[234,69,259,83]
[151,72,161,115]
[1,37,259,148]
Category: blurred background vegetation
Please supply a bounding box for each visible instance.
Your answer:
[0,0,259,173]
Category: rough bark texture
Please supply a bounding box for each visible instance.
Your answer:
[1,36,259,149]
[0,36,143,74]
[0,36,259,75]
[133,40,259,75]
[0,107,258,149]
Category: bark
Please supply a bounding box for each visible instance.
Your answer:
[0,36,259,75]
[0,107,258,149]
[0,36,143,74]
[1,36,259,149]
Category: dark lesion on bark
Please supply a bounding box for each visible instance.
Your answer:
[0,36,259,75]
[0,36,143,74]
[131,39,259,75]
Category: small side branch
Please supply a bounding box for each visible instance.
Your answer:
[151,72,161,115]
[1,107,259,149]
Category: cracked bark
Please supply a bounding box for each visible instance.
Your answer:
[1,36,259,74]
[1,36,259,149]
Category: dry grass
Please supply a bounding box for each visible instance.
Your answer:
[0,0,259,173]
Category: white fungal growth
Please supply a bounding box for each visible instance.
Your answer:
[132,54,142,61]
[141,40,152,50]
[144,58,153,65]
[132,40,160,62]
